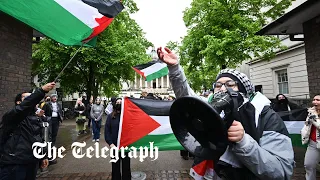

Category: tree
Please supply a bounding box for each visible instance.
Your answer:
[32,0,153,100]
[175,0,291,91]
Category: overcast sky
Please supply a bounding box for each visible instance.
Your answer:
[130,0,192,51]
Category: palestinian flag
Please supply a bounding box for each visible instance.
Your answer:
[277,108,308,148]
[0,0,124,46]
[133,60,168,82]
[190,159,216,180]
[117,97,184,150]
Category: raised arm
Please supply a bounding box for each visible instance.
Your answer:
[157,47,205,100]
[2,82,55,126]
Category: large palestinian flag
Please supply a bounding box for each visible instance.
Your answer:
[132,60,168,82]
[117,97,184,150]
[0,0,124,46]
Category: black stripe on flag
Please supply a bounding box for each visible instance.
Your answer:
[129,97,173,116]
[277,108,308,121]
[133,59,163,70]
[81,0,124,18]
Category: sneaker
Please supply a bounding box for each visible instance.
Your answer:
[92,139,96,142]
[96,139,99,142]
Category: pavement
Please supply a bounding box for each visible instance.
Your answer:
[36,119,320,180]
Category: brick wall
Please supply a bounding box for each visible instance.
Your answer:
[0,12,32,118]
[303,15,320,99]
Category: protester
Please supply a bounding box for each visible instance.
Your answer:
[105,98,131,180]
[90,97,104,142]
[157,47,294,180]
[42,93,63,165]
[86,99,93,132]
[301,94,320,180]
[272,94,300,112]
[75,98,87,136]
[0,82,55,180]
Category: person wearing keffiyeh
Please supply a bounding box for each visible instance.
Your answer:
[157,47,294,180]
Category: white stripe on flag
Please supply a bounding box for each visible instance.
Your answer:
[284,121,305,134]
[141,62,167,76]
[55,0,103,28]
[149,116,172,135]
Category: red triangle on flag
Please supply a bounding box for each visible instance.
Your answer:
[119,97,161,148]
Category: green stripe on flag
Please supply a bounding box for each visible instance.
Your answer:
[289,134,307,149]
[145,66,168,82]
[129,134,184,151]
[0,0,92,46]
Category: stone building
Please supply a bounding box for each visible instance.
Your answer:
[119,47,174,99]
[256,0,320,102]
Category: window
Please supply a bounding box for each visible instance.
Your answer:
[276,69,289,94]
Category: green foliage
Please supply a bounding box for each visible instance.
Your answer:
[32,0,153,99]
[175,0,291,91]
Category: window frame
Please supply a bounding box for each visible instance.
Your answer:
[272,65,290,97]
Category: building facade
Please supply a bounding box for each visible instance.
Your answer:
[119,47,175,99]
[248,37,309,101]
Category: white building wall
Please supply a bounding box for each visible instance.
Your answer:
[249,45,309,100]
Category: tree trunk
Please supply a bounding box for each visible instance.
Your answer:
[86,62,94,102]
[93,80,99,100]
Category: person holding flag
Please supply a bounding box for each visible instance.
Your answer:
[105,98,132,180]
[157,47,294,180]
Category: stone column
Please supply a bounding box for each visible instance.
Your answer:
[140,76,142,88]
[161,76,164,88]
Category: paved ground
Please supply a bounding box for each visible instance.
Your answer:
[36,119,320,179]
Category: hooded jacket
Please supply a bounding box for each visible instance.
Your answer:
[0,88,48,165]
[168,64,294,180]
[272,94,300,112]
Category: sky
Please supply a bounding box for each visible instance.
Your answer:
[130,0,192,51]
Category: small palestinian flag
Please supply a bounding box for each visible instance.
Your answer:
[278,108,308,148]
[190,159,216,180]
[132,60,168,82]
[117,97,184,150]
[0,0,124,46]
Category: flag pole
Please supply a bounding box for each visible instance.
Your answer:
[54,43,84,82]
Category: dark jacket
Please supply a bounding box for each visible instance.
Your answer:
[104,113,120,146]
[42,101,63,122]
[272,94,300,112]
[86,103,93,119]
[168,64,294,180]
[0,88,48,165]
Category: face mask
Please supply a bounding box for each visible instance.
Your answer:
[115,104,121,111]
[279,99,287,103]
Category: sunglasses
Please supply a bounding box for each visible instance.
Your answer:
[213,80,237,89]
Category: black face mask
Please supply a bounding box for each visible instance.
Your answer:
[115,104,121,111]
[279,99,287,104]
